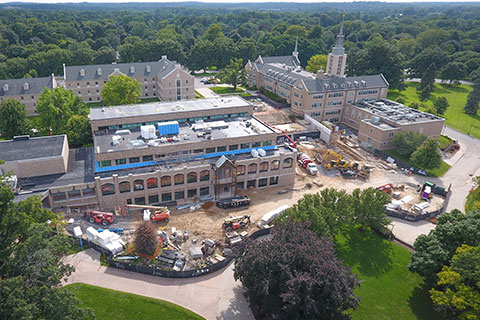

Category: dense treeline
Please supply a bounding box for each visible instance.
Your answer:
[1,3,480,88]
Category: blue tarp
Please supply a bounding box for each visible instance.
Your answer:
[158,121,179,136]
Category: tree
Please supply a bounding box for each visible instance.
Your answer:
[64,115,92,148]
[440,62,467,85]
[0,98,29,139]
[306,54,328,73]
[434,96,449,115]
[465,74,480,115]
[409,210,480,283]
[101,74,142,106]
[410,138,443,170]
[217,58,247,90]
[354,35,405,90]
[430,245,480,320]
[36,87,87,135]
[234,220,359,320]
[277,188,352,239]
[419,86,432,101]
[392,131,428,156]
[409,47,448,79]
[420,63,436,91]
[134,221,158,256]
[350,188,391,232]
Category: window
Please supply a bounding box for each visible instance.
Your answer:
[161,176,171,187]
[241,143,250,149]
[175,191,185,200]
[115,158,126,165]
[237,181,245,190]
[133,180,144,191]
[325,110,341,116]
[174,174,184,185]
[270,176,279,185]
[263,140,272,146]
[312,94,323,99]
[358,89,378,96]
[135,197,146,205]
[312,102,322,108]
[200,170,210,181]
[247,180,256,188]
[101,183,115,196]
[127,199,132,204]
[217,146,227,152]
[229,145,238,150]
[162,193,172,202]
[119,181,130,193]
[258,178,268,188]
[252,142,261,148]
[283,158,293,168]
[271,160,280,170]
[147,178,158,189]
[129,157,140,163]
[143,155,153,162]
[206,147,215,154]
[328,92,344,98]
[200,187,209,196]
[311,112,322,117]
[148,195,159,204]
[187,172,197,183]
[194,148,203,154]
[99,160,111,167]
[259,162,269,172]
[327,100,343,106]
[389,132,395,138]
[248,163,257,174]
[187,189,197,198]
[237,165,246,176]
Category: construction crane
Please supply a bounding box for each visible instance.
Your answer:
[262,121,297,148]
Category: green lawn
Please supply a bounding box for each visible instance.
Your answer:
[209,86,244,94]
[384,149,450,177]
[388,82,480,139]
[194,90,205,99]
[438,135,452,150]
[239,92,252,97]
[466,186,480,212]
[65,283,205,320]
[335,230,438,320]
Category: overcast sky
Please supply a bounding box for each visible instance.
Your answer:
[0,0,478,3]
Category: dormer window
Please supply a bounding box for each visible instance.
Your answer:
[3,84,8,92]
[79,69,85,77]
[361,80,367,86]
[23,82,29,90]
[97,68,102,75]
[146,65,151,73]
[354,81,359,87]
[130,66,135,73]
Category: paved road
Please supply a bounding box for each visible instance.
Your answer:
[406,78,473,85]
[63,249,254,320]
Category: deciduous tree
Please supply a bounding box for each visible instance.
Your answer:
[410,138,442,170]
[306,54,328,73]
[64,115,92,148]
[440,62,467,85]
[217,58,247,90]
[0,98,29,139]
[101,74,142,106]
[134,221,159,256]
[392,131,427,156]
[234,220,359,320]
[350,188,391,232]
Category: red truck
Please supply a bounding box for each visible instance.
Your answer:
[85,211,114,226]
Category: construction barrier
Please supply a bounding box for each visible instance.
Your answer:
[105,228,272,279]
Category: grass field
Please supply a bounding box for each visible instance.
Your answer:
[438,135,453,150]
[466,187,480,212]
[388,82,480,139]
[66,283,205,320]
[335,230,438,320]
[209,86,244,94]
[384,149,450,177]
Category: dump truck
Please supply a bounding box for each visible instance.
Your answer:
[85,211,114,226]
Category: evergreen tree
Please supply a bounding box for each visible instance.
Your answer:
[434,96,449,115]
[465,73,480,115]
[420,63,436,91]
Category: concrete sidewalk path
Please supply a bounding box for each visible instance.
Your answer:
[63,249,254,320]
[196,87,219,99]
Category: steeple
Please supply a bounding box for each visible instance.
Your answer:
[326,13,347,78]
[292,37,299,58]
[332,14,345,55]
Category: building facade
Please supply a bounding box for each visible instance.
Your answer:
[0,75,56,115]
[62,56,194,103]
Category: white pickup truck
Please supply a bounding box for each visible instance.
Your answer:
[306,162,318,175]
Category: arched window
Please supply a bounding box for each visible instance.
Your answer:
[174,174,184,185]
[147,178,158,189]
[119,181,130,193]
[283,158,293,168]
[101,183,115,196]
[200,170,210,181]
[248,163,257,174]
[161,176,171,187]
[271,160,280,170]
[187,172,197,183]
[133,179,144,191]
[259,161,269,172]
[237,165,246,176]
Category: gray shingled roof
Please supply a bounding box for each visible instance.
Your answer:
[64,57,186,81]
[260,55,300,68]
[0,76,53,97]
[256,59,388,93]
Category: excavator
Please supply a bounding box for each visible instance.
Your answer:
[323,150,343,170]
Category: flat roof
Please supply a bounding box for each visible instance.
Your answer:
[0,135,65,162]
[353,99,444,125]
[94,117,274,154]
[90,96,251,121]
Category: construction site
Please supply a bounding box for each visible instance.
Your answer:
[63,99,450,273]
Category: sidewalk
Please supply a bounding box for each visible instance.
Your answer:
[196,87,219,99]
